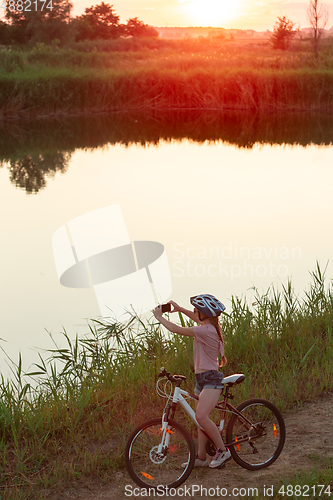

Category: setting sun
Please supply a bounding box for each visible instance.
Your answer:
[182,0,242,27]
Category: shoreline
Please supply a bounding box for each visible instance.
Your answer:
[2,104,333,123]
[1,69,333,121]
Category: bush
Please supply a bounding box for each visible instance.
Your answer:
[271,16,297,50]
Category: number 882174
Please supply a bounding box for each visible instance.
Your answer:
[1,0,53,11]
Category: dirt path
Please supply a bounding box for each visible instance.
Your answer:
[63,393,333,499]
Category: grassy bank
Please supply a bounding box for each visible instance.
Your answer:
[0,265,332,498]
[1,67,333,118]
[1,37,333,118]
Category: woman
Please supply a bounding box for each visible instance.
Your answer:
[153,293,231,468]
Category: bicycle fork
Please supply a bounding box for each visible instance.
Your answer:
[158,415,173,454]
[157,386,188,455]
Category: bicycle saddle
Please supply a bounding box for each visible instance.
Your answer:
[222,374,245,386]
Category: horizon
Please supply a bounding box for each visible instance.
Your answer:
[1,0,332,33]
[72,0,333,32]
[152,24,332,32]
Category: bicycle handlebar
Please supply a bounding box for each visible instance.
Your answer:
[158,367,186,384]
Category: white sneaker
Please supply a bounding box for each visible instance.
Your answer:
[182,455,210,468]
[209,448,231,468]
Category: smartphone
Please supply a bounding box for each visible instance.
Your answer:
[161,303,172,313]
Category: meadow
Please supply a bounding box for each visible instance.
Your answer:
[0,264,332,498]
[1,36,333,119]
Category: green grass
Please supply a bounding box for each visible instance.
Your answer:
[0,263,332,498]
[1,37,333,118]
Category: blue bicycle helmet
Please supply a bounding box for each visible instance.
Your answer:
[190,294,225,317]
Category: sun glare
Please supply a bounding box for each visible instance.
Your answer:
[183,0,241,27]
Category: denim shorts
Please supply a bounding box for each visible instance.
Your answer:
[195,370,224,395]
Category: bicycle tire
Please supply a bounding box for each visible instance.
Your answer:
[226,398,285,470]
[125,418,196,490]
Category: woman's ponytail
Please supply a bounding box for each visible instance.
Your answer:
[208,315,227,368]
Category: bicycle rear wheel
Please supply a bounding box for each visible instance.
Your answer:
[125,418,195,490]
[226,398,285,470]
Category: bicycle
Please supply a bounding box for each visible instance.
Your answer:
[125,367,286,491]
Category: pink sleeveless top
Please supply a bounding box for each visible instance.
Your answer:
[193,324,224,371]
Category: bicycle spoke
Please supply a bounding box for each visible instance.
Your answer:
[226,399,285,470]
[125,418,195,489]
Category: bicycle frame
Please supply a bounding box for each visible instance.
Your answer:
[125,372,285,489]
[160,382,256,451]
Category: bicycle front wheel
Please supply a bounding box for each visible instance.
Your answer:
[125,418,195,490]
[226,398,285,470]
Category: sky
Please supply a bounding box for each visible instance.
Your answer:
[72,0,333,31]
[0,0,331,30]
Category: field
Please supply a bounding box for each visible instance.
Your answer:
[1,36,333,119]
[0,265,332,498]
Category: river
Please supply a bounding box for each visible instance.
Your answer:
[1,110,333,377]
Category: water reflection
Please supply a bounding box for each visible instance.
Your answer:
[1,112,333,378]
[8,152,71,194]
[1,110,333,194]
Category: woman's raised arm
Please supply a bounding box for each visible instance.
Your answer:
[168,300,202,324]
[153,305,195,336]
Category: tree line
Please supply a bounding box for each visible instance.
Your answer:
[0,0,330,51]
[0,1,159,45]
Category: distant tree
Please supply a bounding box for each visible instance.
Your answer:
[4,0,73,44]
[73,16,95,41]
[125,17,158,38]
[0,20,11,44]
[75,2,123,41]
[271,16,297,50]
[31,0,73,44]
[3,3,32,43]
[307,0,329,57]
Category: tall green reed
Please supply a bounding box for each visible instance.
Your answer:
[222,263,333,406]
